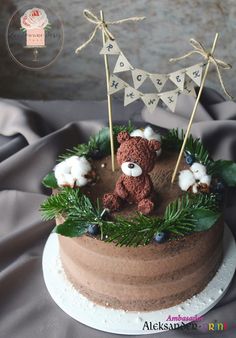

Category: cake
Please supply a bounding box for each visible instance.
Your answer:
[41,125,235,312]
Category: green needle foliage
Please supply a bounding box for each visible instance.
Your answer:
[59,122,135,161]
[162,129,236,186]
[162,129,211,166]
[40,187,220,247]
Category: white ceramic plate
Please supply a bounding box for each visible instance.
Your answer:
[42,225,236,335]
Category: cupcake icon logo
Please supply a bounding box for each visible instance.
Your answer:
[20,8,51,61]
[6,4,64,70]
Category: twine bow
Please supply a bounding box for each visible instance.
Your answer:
[75,9,145,54]
[169,38,233,100]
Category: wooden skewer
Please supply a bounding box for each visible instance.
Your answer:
[100,10,115,172]
[171,32,219,184]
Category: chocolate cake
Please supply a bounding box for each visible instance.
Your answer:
[58,153,223,311]
[41,126,233,312]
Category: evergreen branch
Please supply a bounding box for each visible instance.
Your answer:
[162,129,212,166]
[102,214,162,247]
[40,186,221,245]
[58,122,135,161]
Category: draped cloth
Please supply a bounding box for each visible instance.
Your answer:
[0,90,235,337]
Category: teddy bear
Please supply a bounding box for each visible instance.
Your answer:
[103,131,161,215]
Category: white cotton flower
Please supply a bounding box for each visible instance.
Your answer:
[178,170,196,191]
[178,162,211,193]
[54,156,92,188]
[190,163,207,180]
[143,126,161,142]
[130,129,144,138]
[199,174,212,186]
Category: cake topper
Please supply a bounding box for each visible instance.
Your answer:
[75,10,232,183]
[75,9,145,172]
[103,131,161,215]
[170,34,233,184]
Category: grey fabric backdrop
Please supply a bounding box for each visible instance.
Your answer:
[0,91,236,337]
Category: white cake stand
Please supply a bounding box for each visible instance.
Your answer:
[42,224,236,335]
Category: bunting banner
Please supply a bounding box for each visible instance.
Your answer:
[131,68,148,89]
[149,73,168,92]
[113,53,133,73]
[124,86,141,106]
[109,74,127,94]
[100,38,204,113]
[100,39,121,55]
[100,38,204,95]
[108,74,198,113]
[141,94,159,113]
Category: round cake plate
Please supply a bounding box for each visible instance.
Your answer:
[42,224,236,335]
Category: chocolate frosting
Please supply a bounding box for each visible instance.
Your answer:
[58,151,224,311]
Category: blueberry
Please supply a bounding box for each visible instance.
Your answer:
[185,154,195,166]
[154,232,168,243]
[87,223,100,236]
[90,149,104,160]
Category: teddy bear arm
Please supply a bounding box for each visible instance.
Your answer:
[138,175,153,200]
[115,175,128,199]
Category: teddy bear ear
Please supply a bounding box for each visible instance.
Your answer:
[117,131,130,144]
[148,139,161,152]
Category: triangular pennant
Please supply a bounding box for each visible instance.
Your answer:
[113,53,132,73]
[159,90,179,112]
[183,79,196,97]
[169,70,185,91]
[141,94,159,113]
[131,68,148,89]
[100,39,121,55]
[186,63,203,86]
[149,73,168,92]
[109,74,126,95]
[124,86,140,106]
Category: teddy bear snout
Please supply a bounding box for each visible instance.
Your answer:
[121,162,142,177]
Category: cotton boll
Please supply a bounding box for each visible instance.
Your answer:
[76,176,89,187]
[200,174,211,186]
[190,163,207,180]
[178,169,196,191]
[65,156,81,167]
[192,183,199,194]
[56,173,75,188]
[130,129,144,138]
[78,156,92,172]
[70,157,91,178]
[143,126,162,158]
[54,156,92,188]
[144,126,161,142]
[54,161,70,180]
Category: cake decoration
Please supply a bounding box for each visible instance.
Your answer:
[130,126,162,157]
[178,163,211,193]
[54,156,93,188]
[41,9,236,320]
[103,131,161,214]
[40,125,236,247]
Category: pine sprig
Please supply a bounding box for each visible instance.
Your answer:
[102,215,163,247]
[162,129,236,186]
[162,129,212,166]
[40,187,100,221]
[59,122,135,161]
[40,187,220,246]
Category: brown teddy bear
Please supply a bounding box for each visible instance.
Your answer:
[103,131,161,215]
